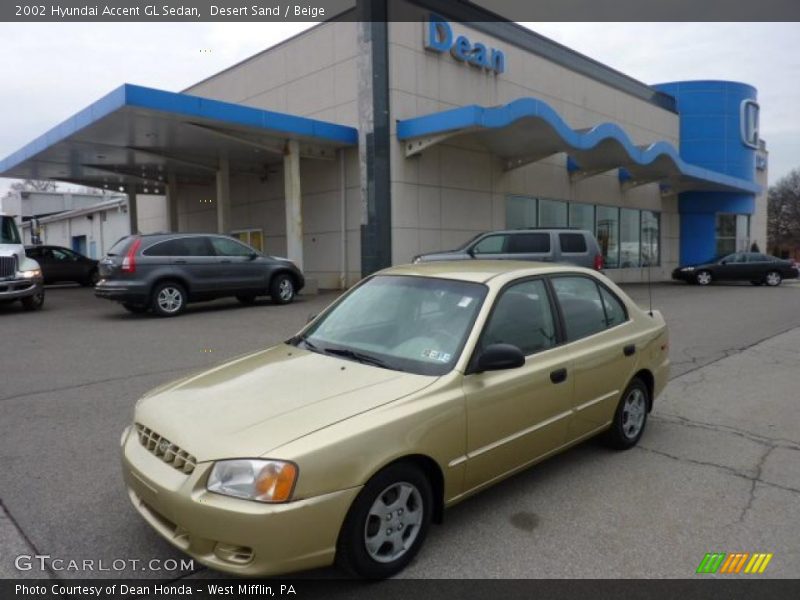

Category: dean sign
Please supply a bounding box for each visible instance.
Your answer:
[424,14,506,74]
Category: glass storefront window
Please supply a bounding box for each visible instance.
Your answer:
[506,196,537,228]
[619,208,641,268]
[641,211,660,266]
[538,199,568,227]
[568,203,594,231]
[596,206,619,268]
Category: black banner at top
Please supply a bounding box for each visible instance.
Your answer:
[2,0,800,22]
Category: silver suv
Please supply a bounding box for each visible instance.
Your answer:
[0,213,44,311]
[413,228,604,270]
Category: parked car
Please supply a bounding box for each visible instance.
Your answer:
[25,245,99,286]
[413,228,604,270]
[121,260,669,578]
[672,252,798,286]
[0,213,44,310]
[95,233,304,316]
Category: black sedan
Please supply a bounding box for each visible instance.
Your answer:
[672,252,798,286]
[25,245,100,286]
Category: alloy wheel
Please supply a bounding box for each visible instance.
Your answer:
[157,287,183,313]
[279,278,294,301]
[765,271,781,286]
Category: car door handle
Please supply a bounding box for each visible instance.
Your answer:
[550,368,568,384]
[623,344,636,356]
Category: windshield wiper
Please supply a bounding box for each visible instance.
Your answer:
[322,347,399,371]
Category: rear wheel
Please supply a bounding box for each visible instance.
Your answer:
[765,271,782,287]
[122,302,148,314]
[20,289,45,311]
[151,282,187,317]
[603,378,649,450]
[336,462,433,579]
[695,270,712,286]
[270,274,295,305]
[236,295,258,305]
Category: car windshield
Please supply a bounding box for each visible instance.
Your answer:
[294,275,488,376]
[1,216,21,244]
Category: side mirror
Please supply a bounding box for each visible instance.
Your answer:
[466,247,476,258]
[476,343,525,373]
[248,252,259,260]
[720,260,727,265]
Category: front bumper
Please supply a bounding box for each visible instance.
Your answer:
[671,268,694,282]
[120,428,360,577]
[0,276,42,300]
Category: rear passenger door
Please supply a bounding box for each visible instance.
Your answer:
[506,232,552,261]
[142,237,217,294]
[549,275,637,442]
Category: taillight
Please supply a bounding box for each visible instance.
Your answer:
[593,253,604,270]
[121,238,142,273]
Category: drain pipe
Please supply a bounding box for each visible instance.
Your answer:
[339,149,347,289]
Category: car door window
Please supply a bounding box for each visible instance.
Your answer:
[551,276,608,341]
[481,279,557,355]
[210,237,255,257]
[472,235,507,255]
[51,248,74,262]
[507,233,550,254]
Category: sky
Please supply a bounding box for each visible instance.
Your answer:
[0,21,798,200]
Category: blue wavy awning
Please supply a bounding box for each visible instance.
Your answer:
[397,97,760,195]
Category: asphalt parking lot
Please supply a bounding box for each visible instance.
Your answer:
[1,280,799,580]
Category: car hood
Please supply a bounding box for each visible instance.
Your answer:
[134,344,437,462]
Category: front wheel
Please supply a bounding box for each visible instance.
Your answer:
[151,282,187,317]
[270,274,295,305]
[603,378,650,450]
[695,270,712,286]
[21,289,45,311]
[765,271,782,286]
[336,462,433,579]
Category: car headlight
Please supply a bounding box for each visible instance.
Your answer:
[19,268,41,279]
[207,459,298,503]
[681,266,695,272]
[412,256,422,264]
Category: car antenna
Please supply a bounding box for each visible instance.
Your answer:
[646,230,654,316]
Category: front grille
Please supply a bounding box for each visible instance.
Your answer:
[135,423,197,474]
[0,256,16,279]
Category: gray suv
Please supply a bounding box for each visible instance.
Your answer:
[95,233,305,317]
[413,228,604,270]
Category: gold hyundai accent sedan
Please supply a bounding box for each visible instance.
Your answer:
[121,261,669,578]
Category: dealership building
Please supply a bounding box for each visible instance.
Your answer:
[0,1,768,289]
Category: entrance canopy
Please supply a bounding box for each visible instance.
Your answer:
[0,84,358,194]
[397,97,760,195]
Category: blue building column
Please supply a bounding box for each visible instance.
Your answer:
[654,81,759,265]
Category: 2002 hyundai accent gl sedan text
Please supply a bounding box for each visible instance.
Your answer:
[120,261,670,578]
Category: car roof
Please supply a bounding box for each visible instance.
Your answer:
[380,260,598,284]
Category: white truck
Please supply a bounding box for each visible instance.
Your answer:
[0,213,44,310]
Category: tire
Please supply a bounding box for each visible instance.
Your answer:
[151,281,187,317]
[765,271,782,287]
[270,273,295,305]
[236,295,258,305]
[82,269,100,287]
[602,378,650,450]
[122,302,148,314]
[336,462,433,579]
[695,270,712,286]
[20,289,45,311]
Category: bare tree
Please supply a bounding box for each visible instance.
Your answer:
[9,179,58,192]
[767,168,800,257]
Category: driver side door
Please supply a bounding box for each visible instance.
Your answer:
[461,278,574,493]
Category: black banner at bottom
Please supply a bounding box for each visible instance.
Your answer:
[4,579,800,600]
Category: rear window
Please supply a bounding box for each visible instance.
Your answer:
[508,233,550,253]
[559,233,587,253]
[107,236,134,256]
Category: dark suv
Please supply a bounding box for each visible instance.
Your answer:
[95,233,305,316]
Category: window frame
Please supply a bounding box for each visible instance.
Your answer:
[466,275,565,374]
[142,236,215,257]
[547,273,630,344]
[471,233,509,255]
